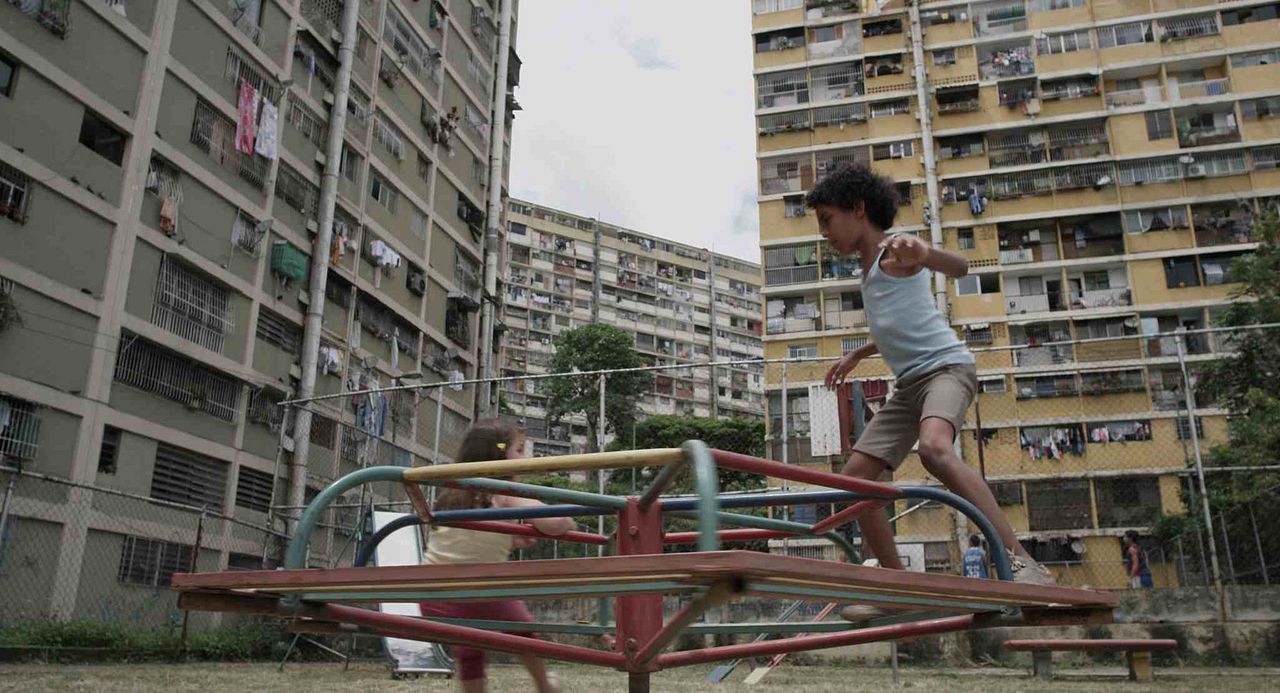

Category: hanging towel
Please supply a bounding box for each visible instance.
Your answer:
[255,100,279,160]
[236,80,259,155]
[103,0,126,16]
[159,196,178,235]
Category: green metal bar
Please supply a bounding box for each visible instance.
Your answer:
[681,440,720,553]
[299,580,699,603]
[668,510,859,563]
[424,617,615,635]
[450,477,628,510]
[284,466,407,570]
[637,452,688,510]
[742,580,1005,613]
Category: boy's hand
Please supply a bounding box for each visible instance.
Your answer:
[824,352,863,389]
[879,235,929,273]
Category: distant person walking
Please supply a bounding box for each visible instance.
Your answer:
[962,534,990,579]
[1123,530,1153,589]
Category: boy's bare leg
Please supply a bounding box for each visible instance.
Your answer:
[915,417,1031,560]
[520,655,560,693]
[838,452,905,570]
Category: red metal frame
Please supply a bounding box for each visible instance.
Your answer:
[662,528,794,544]
[615,497,666,672]
[443,520,610,545]
[712,449,903,498]
[810,500,887,535]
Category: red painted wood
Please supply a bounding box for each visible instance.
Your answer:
[615,497,665,671]
[1005,639,1178,652]
[443,520,609,545]
[809,500,886,536]
[661,529,794,544]
[656,614,977,668]
[712,450,902,498]
[323,602,627,668]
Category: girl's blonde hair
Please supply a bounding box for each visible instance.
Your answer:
[433,418,521,512]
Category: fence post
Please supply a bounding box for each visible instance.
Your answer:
[431,386,444,504]
[780,362,790,556]
[180,507,207,653]
[1175,328,1224,615]
[597,373,607,553]
[0,465,17,558]
[1248,503,1269,585]
[1218,511,1236,584]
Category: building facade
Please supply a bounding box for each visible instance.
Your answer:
[751,0,1268,584]
[0,0,517,622]
[501,199,766,457]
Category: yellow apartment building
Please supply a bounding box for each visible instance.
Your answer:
[751,0,1268,586]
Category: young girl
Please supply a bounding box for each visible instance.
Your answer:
[420,419,574,693]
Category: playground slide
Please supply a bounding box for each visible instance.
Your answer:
[371,511,453,677]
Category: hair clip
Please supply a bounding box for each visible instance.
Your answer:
[496,442,506,451]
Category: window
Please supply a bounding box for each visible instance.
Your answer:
[1026,480,1093,530]
[113,335,241,422]
[788,343,818,358]
[98,426,121,475]
[256,309,301,354]
[1097,22,1151,49]
[0,395,40,461]
[78,111,126,165]
[958,230,975,250]
[118,536,193,588]
[152,256,232,353]
[0,161,31,223]
[955,274,999,296]
[1030,0,1085,10]
[1222,4,1280,25]
[275,163,319,218]
[1175,416,1204,440]
[1163,256,1201,288]
[340,146,360,183]
[1037,29,1091,55]
[1201,253,1242,286]
[410,207,429,240]
[966,325,994,346]
[1117,157,1181,186]
[784,195,806,218]
[1082,270,1110,291]
[1124,206,1188,234]
[372,114,406,160]
[1241,96,1280,121]
[1087,420,1152,444]
[1145,111,1172,140]
[1017,276,1044,296]
[932,48,957,66]
[1229,48,1280,68]
[839,291,864,311]
[872,140,913,160]
[235,466,273,513]
[151,443,228,511]
[416,152,431,184]
[841,336,868,352]
[286,101,326,147]
[1095,477,1162,527]
[369,172,399,212]
[870,99,910,118]
[979,376,1006,393]
[990,481,1022,506]
[0,53,15,98]
[753,0,802,13]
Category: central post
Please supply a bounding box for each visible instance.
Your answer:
[615,497,665,692]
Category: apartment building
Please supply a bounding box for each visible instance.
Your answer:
[501,199,766,457]
[0,0,517,620]
[751,0,1270,584]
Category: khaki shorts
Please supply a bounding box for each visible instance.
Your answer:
[851,364,977,470]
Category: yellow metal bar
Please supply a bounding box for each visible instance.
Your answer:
[401,448,684,482]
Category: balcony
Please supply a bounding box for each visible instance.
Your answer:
[1060,219,1124,260]
[1014,373,1079,400]
[1069,286,1132,310]
[973,1,1028,37]
[1081,369,1146,395]
[1105,86,1164,109]
[1006,291,1065,315]
[980,44,1034,81]
[1169,78,1229,101]
[1193,204,1255,247]
[764,245,819,286]
[936,87,981,114]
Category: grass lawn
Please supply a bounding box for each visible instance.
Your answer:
[0,662,1276,692]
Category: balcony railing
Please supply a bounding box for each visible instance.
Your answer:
[764,265,819,286]
[1170,78,1229,101]
[1007,293,1050,315]
[1106,85,1165,109]
[1000,248,1035,265]
[1177,122,1240,147]
[1013,343,1074,367]
[1069,287,1132,310]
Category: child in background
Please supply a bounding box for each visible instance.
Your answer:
[806,164,1056,624]
[962,534,990,579]
[420,419,573,693]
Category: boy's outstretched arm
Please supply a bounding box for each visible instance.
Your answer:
[924,245,969,278]
[881,235,969,278]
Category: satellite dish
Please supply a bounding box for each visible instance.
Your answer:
[1070,538,1086,555]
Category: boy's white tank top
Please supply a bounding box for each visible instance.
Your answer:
[424,525,514,565]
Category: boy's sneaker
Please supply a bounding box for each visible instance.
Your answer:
[839,605,891,623]
[1007,549,1056,585]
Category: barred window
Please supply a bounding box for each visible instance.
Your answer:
[373,113,407,160]
[369,171,399,213]
[1037,29,1091,55]
[255,309,301,354]
[1241,96,1280,120]
[965,324,994,346]
[1124,205,1189,234]
[223,47,278,102]
[191,99,267,190]
[144,156,183,202]
[286,101,327,148]
[872,140,913,160]
[0,161,31,223]
[98,426,121,475]
[1117,157,1181,186]
[0,394,40,461]
[275,163,319,219]
[152,256,231,353]
[151,443,228,511]
[1229,48,1280,69]
[235,466,273,513]
[1026,480,1093,530]
[841,336,867,352]
[113,335,241,422]
[1097,22,1150,49]
[118,536,192,588]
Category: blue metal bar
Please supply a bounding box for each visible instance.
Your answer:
[661,489,867,512]
[448,477,627,510]
[285,466,406,569]
[682,440,721,553]
[899,486,1013,582]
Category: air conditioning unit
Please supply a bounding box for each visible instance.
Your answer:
[407,272,427,296]
[1186,163,1207,178]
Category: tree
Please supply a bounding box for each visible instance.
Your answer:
[544,324,651,452]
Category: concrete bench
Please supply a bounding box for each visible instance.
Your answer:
[1005,639,1178,682]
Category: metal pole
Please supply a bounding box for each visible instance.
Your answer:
[0,467,17,557]
[973,398,986,480]
[1176,329,1224,607]
[287,0,361,535]
[477,0,516,416]
[1218,511,1236,584]
[708,253,721,419]
[907,1,947,317]
[780,362,789,555]
[890,640,900,687]
[597,373,606,557]
[180,508,207,651]
[1248,503,1269,585]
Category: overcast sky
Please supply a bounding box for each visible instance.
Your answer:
[508,1,761,263]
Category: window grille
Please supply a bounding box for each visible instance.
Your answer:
[753,0,802,13]
[1157,14,1219,40]
[231,209,267,257]
[810,62,861,101]
[151,443,228,511]
[0,394,40,461]
[1026,479,1092,530]
[812,103,866,128]
[298,0,341,38]
[223,47,278,102]
[118,536,193,588]
[275,163,319,219]
[144,156,183,203]
[190,99,267,190]
[235,465,274,512]
[989,169,1052,199]
[152,256,232,353]
[1253,146,1280,171]
[1198,151,1248,177]
[1117,157,1181,186]
[1052,162,1114,191]
[0,161,31,223]
[346,88,371,135]
[758,110,812,135]
[1036,29,1091,55]
[113,335,241,422]
[383,6,442,85]
[255,309,301,354]
[1097,22,1150,49]
[1095,477,1161,527]
[760,155,813,195]
[756,69,809,108]
[373,114,407,160]
[1231,49,1280,69]
[841,336,868,352]
[287,101,328,148]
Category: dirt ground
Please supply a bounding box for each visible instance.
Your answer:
[1,662,1278,693]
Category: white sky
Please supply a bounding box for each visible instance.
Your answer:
[508,1,761,264]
